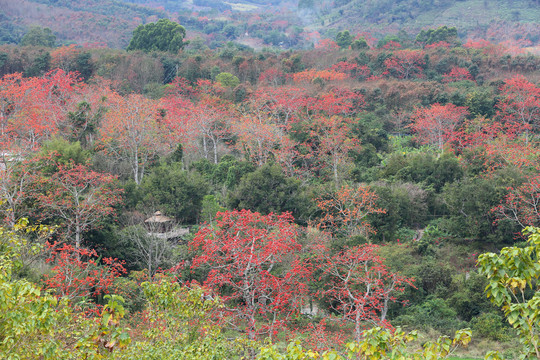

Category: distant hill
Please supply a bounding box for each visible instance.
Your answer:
[0,0,167,48]
[0,0,538,49]
[308,0,540,43]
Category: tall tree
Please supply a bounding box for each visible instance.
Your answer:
[315,243,414,342]
[37,163,121,249]
[127,19,187,53]
[309,115,361,183]
[410,103,468,154]
[0,70,81,151]
[493,173,540,228]
[478,227,540,359]
[497,75,540,143]
[0,154,38,226]
[190,210,310,340]
[20,26,56,47]
[384,50,425,79]
[100,93,167,184]
[316,184,386,240]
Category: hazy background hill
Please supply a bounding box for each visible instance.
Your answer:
[0,0,539,48]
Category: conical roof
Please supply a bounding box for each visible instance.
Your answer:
[145,211,173,223]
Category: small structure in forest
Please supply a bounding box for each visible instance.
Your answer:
[144,211,189,240]
[144,211,174,233]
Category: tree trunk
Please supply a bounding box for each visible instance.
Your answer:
[355,309,362,342]
[212,136,218,164]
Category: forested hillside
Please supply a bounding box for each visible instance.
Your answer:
[1,10,540,360]
[1,0,540,50]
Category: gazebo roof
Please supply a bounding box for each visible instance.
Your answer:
[144,211,173,223]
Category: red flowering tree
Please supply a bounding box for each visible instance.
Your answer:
[190,210,310,340]
[314,243,414,342]
[384,50,425,79]
[309,115,361,183]
[258,68,288,87]
[452,117,539,173]
[410,103,469,154]
[231,113,281,167]
[99,93,166,184]
[0,153,40,226]
[382,41,402,50]
[493,174,540,228]
[43,241,126,302]
[292,69,349,83]
[250,87,308,126]
[37,163,122,249]
[0,70,81,151]
[315,184,386,239]
[443,67,474,82]
[306,88,364,117]
[161,95,231,164]
[496,75,540,143]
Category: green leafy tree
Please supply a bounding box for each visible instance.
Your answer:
[351,37,369,50]
[335,30,353,49]
[215,72,240,88]
[123,279,240,359]
[377,34,401,48]
[227,163,307,219]
[416,26,458,46]
[20,26,56,47]
[24,51,51,77]
[127,19,187,53]
[139,164,209,224]
[478,226,540,359]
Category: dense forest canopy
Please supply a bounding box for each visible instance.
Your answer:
[1,1,540,359]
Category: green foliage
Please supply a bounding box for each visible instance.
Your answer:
[416,26,459,46]
[377,34,401,48]
[127,19,186,53]
[397,296,466,334]
[477,227,540,359]
[24,50,51,77]
[75,51,94,80]
[371,181,429,240]
[0,215,235,359]
[190,156,255,188]
[215,72,240,88]
[20,26,56,47]
[0,22,24,45]
[471,312,511,342]
[381,152,463,192]
[465,89,496,118]
[447,272,493,323]
[200,195,225,225]
[351,38,369,50]
[139,163,209,224]
[415,258,454,295]
[441,176,513,243]
[0,218,131,359]
[227,163,307,219]
[37,138,91,174]
[120,278,241,359]
[65,101,103,148]
[257,327,472,359]
[335,30,353,49]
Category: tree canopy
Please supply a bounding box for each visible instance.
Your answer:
[20,26,56,47]
[127,19,186,53]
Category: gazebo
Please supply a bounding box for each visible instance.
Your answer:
[144,211,174,233]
